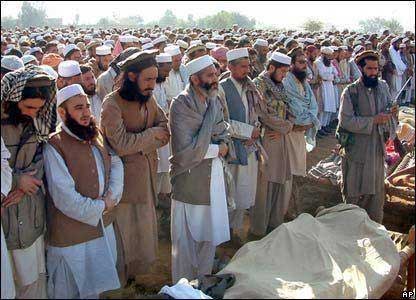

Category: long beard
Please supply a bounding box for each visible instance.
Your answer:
[82,84,96,96]
[292,69,307,82]
[258,55,267,64]
[119,78,153,104]
[323,57,332,67]
[362,74,379,88]
[198,82,219,98]
[65,112,99,141]
[4,102,33,126]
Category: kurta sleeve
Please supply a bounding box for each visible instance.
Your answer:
[43,143,105,226]
[338,88,374,135]
[108,151,124,204]
[100,98,168,157]
[96,73,111,101]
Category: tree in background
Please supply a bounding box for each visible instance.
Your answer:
[198,11,256,29]
[359,17,404,34]
[302,18,324,32]
[18,1,47,28]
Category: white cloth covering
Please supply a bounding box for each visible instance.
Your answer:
[159,278,212,299]
[165,66,188,101]
[43,124,123,298]
[154,82,171,174]
[1,137,12,197]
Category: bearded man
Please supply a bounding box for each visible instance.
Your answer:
[164,45,189,102]
[80,64,103,125]
[100,50,169,286]
[43,84,123,298]
[252,39,269,76]
[338,51,398,223]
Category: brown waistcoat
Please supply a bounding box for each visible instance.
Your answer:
[46,128,115,247]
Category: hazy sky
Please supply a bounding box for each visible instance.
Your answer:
[1,1,415,30]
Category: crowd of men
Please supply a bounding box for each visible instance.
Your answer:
[1,23,414,299]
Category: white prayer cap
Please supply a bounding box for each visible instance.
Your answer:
[19,36,29,44]
[226,47,249,62]
[339,45,348,51]
[254,38,269,47]
[330,46,339,51]
[391,36,401,43]
[57,43,66,55]
[132,36,140,43]
[40,65,58,80]
[153,35,168,45]
[284,38,294,48]
[321,46,334,55]
[270,51,291,65]
[103,40,114,49]
[277,34,286,43]
[297,37,305,43]
[142,42,154,50]
[213,35,224,41]
[186,54,214,75]
[402,37,410,43]
[1,55,24,71]
[353,45,364,53]
[205,42,217,50]
[84,34,93,41]
[150,33,158,38]
[140,37,152,44]
[190,40,203,46]
[399,43,406,48]
[177,40,189,49]
[164,45,181,56]
[35,35,44,42]
[57,84,86,107]
[96,45,112,56]
[200,35,209,41]
[69,37,76,44]
[119,35,135,43]
[22,55,38,65]
[58,60,81,78]
[29,47,43,54]
[305,37,316,44]
[156,53,172,63]
[56,34,63,40]
[63,44,80,57]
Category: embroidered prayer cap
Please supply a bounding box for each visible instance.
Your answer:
[226,47,249,62]
[254,38,268,47]
[185,54,214,75]
[270,51,291,65]
[22,55,38,65]
[1,55,24,71]
[156,53,172,63]
[399,43,406,48]
[96,45,112,56]
[39,65,59,80]
[85,39,102,50]
[63,44,80,57]
[164,45,182,57]
[354,50,379,65]
[185,44,206,56]
[117,49,159,71]
[176,40,189,49]
[57,84,86,107]
[58,60,81,78]
[210,46,228,60]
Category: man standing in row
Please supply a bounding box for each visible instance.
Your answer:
[44,84,123,298]
[218,48,261,244]
[100,50,169,286]
[169,55,231,284]
[250,52,293,237]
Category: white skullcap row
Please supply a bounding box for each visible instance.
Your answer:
[226,47,249,62]
[270,51,291,65]
[186,54,214,75]
[96,45,112,56]
[156,53,172,63]
[164,45,181,56]
[63,44,80,57]
[254,38,268,47]
[57,84,86,107]
[58,60,81,78]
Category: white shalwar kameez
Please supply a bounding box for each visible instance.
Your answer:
[171,145,230,284]
[43,125,123,299]
[89,94,103,126]
[316,58,337,127]
[389,45,407,100]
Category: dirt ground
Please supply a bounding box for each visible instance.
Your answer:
[101,134,339,299]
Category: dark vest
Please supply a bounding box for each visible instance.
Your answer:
[220,77,248,165]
